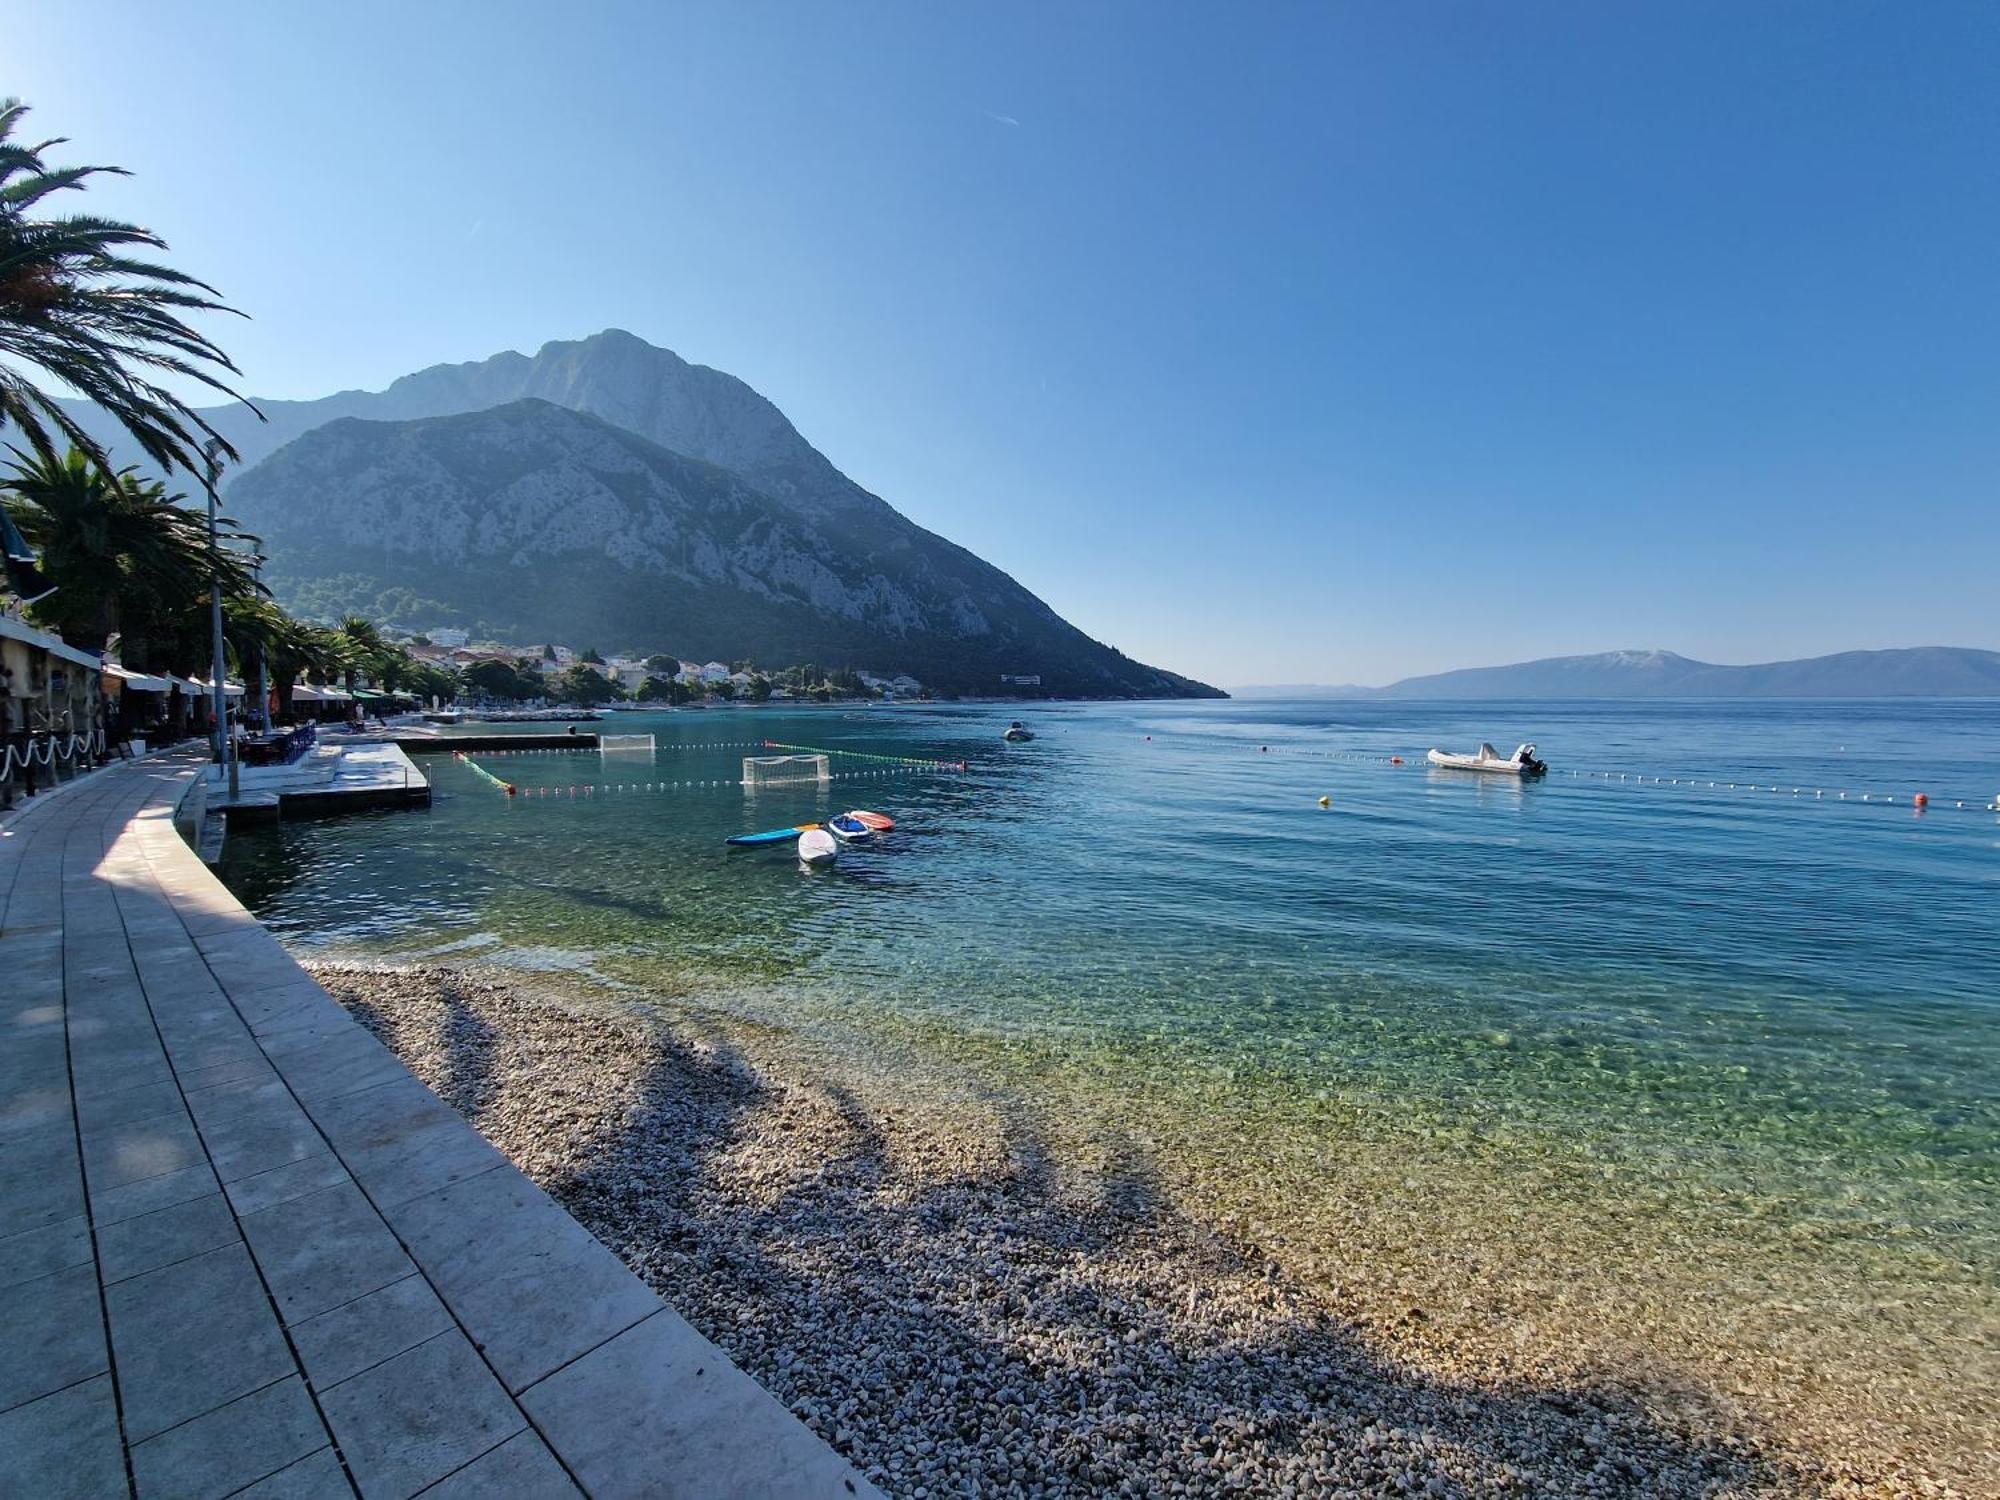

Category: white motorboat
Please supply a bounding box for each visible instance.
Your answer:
[1003,721,1035,742]
[1426,741,1548,776]
[797,828,840,866]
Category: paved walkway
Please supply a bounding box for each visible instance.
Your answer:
[0,755,877,1499]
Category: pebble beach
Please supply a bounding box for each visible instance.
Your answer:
[306,961,1982,1499]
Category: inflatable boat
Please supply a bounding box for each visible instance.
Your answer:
[826,813,874,844]
[1426,742,1548,776]
[1003,721,1035,742]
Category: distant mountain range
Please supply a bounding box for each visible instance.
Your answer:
[1235,647,2000,699]
[56,331,1220,698]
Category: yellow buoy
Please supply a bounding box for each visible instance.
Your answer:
[1318,795,1331,808]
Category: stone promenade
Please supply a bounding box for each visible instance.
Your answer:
[0,754,877,1499]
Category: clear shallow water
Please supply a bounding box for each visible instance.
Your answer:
[220,700,2000,1276]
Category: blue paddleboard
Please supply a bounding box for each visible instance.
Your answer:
[726,823,817,846]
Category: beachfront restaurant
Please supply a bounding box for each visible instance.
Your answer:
[1,612,107,805]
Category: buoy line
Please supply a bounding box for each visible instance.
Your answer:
[760,739,971,771]
[451,752,518,797]
[1146,736,1997,815]
[473,765,934,802]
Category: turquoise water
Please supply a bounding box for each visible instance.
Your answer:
[220,699,2000,1275]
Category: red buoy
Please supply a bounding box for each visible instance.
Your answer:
[1914,792,1929,809]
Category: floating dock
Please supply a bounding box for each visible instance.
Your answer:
[210,742,431,823]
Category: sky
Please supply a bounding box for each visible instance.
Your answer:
[7,1,1997,687]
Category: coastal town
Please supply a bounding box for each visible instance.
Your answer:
[399,628,928,706]
[6,12,1997,1498]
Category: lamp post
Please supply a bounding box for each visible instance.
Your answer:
[201,440,238,802]
[253,554,271,733]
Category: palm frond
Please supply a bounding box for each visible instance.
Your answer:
[0,99,259,479]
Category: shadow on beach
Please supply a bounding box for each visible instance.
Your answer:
[506,1005,1824,1499]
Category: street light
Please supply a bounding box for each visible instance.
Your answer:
[253,552,271,733]
[201,439,238,802]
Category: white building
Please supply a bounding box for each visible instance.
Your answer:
[861,671,925,698]
[424,627,469,649]
[700,661,730,683]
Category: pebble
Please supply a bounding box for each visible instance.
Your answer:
[310,961,1971,1500]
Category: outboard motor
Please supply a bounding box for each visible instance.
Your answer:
[1515,742,1547,775]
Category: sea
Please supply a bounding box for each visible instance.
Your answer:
[217,698,1999,1469]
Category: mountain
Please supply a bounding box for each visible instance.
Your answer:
[226,397,1218,697]
[60,330,964,532]
[1235,647,2000,699]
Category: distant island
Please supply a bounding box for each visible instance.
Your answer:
[1234,647,2000,699]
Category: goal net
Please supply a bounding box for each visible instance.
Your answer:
[741,753,830,789]
[599,734,656,754]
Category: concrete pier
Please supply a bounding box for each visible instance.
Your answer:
[0,754,876,1499]
[210,742,431,820]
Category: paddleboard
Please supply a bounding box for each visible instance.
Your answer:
[726,823,820,846]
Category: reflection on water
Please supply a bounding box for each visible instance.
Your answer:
[222,701,2000,1339]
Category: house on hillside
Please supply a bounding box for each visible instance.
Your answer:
[424,627,470,648]
[700,662,730,683]
[861,671,925,698]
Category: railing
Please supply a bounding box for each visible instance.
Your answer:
[0,727,110,808]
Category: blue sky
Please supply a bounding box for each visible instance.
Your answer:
[10,2,1997,686]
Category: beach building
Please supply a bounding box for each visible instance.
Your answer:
[2,612,110,803]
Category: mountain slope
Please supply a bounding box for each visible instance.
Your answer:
[227,399,1218,697]
[61,330,931,526]
[1238,647,2000,698]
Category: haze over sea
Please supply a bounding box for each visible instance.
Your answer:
[220,698,1999,1479]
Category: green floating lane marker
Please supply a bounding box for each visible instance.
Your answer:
[760,739,969,771]
[453,751,517,796]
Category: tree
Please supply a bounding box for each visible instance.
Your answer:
[581,647,604,665]
[644,654,677,675]
[748,675,773,702]
[3,446,261,658]
[554,663,617,704]
[336,615,385,691]
[710,678,736,701]
[463,658,528,702]
[0,99,256,477]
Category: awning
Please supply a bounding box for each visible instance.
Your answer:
[188,677,246,698]
[292,684,352,702]
[103,664,174,692]
[0,612,103,670]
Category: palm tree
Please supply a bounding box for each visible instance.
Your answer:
[3,445,261,657]
[0,98,256,477]
[335,615,386,693]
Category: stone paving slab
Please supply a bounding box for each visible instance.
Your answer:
[0,753,878,1498]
